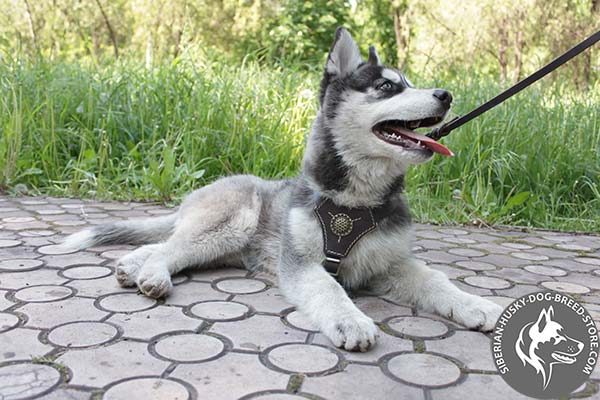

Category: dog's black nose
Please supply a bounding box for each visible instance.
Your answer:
[433,90,452,107]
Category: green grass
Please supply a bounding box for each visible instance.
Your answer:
[1,58,599,231]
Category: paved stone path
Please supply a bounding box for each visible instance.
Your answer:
[1,195,600,400]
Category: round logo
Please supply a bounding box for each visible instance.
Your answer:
[330,213,353,237]
[491,291,598,398]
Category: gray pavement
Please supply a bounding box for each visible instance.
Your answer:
[1,195,600,399]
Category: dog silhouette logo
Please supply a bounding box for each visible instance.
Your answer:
[515,305,584,389]
[492,292,598,398]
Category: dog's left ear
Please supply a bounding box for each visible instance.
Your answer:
[535,306,554,333]
[326,27,363,78]
[368,46,382,66]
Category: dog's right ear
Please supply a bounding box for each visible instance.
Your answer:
[326,27,363,78]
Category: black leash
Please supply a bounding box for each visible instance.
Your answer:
[427,30,600,141]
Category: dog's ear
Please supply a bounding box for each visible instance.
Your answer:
[535,307,553,333]
[368,45,382,66]
[326,27,363,78]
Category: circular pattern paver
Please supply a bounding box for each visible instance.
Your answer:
[0,259,43,272]
[464,275,511,289]
[17,230,55,237]
[48,321,119,348]
[14,285,74,303]
[285,310,318,332]
[242,393,314,400]
[0,362,61,399]
[98,293,157,313]
[541,281,590,294]
[266,344,340,375]
[386,316,448,338]
[0,239,22,248]
[442,237,476,244]
[510,252,549,261]
[438,228,468,235]
[557,243,591,251]
[524,264,567,277]
[37,244,78,255]
[501,242,533,250]
[455,260,496,271]
[0,312,20,332]
[2,217,35,223]
[447,248,485,257]
[189,301,249,321]
[385,352,461,388]
[62,266,112,280]
[153,333,225,362]
[576,257,600,266]
[215,278,267,294]
[104,378,190,400]
[101,250,131,260]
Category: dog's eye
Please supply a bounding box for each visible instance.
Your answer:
[377,81,393,91]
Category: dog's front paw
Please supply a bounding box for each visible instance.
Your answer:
[136,269,172,299]
[322,313,379,352]
[452,295,503,332]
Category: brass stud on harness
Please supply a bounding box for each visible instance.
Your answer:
[330,213,354,237]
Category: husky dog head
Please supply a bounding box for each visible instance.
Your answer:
[515,306,584,389]
[303,27,452,207]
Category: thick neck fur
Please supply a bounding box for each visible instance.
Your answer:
[302,112,407,208]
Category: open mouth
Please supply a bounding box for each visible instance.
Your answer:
[552,351,578,364]
[372,118,453,157]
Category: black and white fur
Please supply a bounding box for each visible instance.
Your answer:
[65,28,502,351]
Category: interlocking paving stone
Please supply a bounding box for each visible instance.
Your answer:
[190,300,251,321]
[430,373,531,400]
[171,352,289,400]
[385,352,461,387]
[58,340,170,387]
[2,195,600,399]
[266,344,341,374]
[61,265,113,280]
[426,331,496,371]
[0,362,61,400]
[20,297,108,328]
[13,285,74,302]
[463,275,511,289]
[0,312,20,333]
[302,364,424,400]
[47,321,119,348]
[153,332,225,362]
[98,292,157,313]
[215,277,268,294]
[103,377,191,400]
[385,315,448,338]
[210,315,306,351]
[108,306,199,340]
[541,281,591,294]
[524,264,567,276]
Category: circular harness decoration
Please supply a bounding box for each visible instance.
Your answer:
[330,213,353,237]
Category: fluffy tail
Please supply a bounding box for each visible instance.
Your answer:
[63,213,178,250]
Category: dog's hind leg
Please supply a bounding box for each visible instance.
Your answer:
[133,181,262,298]
[115,244,162,287]
[368,258,503,331]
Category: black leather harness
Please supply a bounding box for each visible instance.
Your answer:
[314,197,394,277]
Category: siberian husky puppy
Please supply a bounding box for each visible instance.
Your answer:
[65,28,502,351]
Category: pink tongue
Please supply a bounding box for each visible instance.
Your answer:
[391,127,454,157]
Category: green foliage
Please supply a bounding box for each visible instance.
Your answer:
[1,57,599,231]
[261,0,354,63]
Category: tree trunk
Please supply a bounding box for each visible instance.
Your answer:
[392,1,410,70]
[94,0,119,60]
[21,0,39,56]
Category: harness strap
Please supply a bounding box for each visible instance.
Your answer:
[427,30,600,140]
[314,197,394,277]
